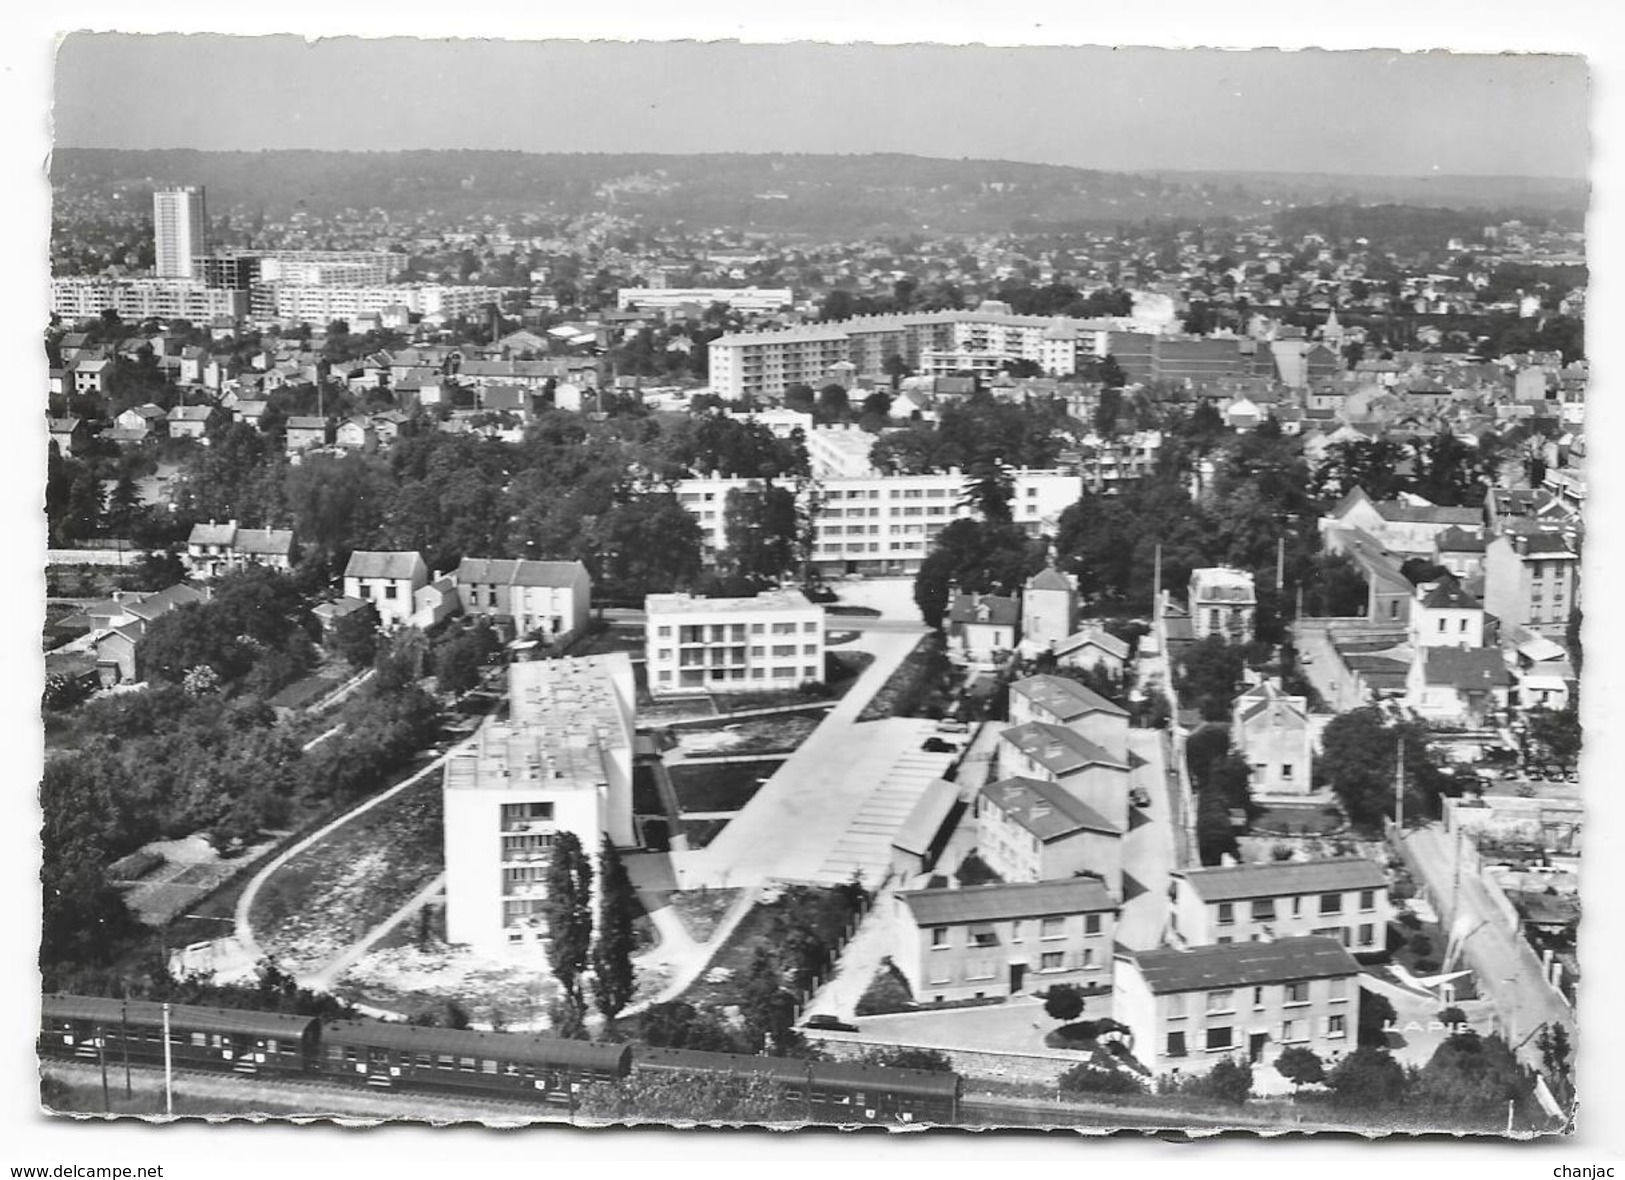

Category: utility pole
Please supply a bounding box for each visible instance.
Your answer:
[120,998,131,1098]
[1276,534,1286,592]
[98,1025,110,1113]
[162,1002,174,1118]
[1451,824,1464,925]
[1394,739,1406,836]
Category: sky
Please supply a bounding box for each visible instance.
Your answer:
[51,34,1590,179]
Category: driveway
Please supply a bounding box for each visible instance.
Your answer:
[849,994,1108,1057]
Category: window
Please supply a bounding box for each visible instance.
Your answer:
[1358,923,1375,947]
[965,958,997,981]
[1207,990,1234,1014]
[1359,890,1376,912]
[1292,897,1302,917]
[1251,899,1276,922]
[930,927,948,949]
[1040,917,1065,940]
[1284,981,1309,1005]
[1252,987,1265,1008]
[1084,913,1102,936]
[1281,763,1294,779]
[1081,948,1095,968]
[1217,903,1235,926]
[1326,977,1349,1002]
[803,621,818,633]
[1280,1020,1299,1043]
[1166,1031,1187,1058]
[1206,1026,1234,1051]
[1166,993,1187,1019]
[383,583,398,599]
[970,925,997,947]
[657,625,672,638]
[927,963,951,985]
[1040,952,1064,971]
[1327,1014,1347,1039]
[1319,893,1344,915]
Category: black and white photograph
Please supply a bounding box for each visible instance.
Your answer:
[12,5,1621,1170]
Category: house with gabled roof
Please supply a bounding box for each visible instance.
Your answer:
[947,592,1020,662]
[343,551,429,628]
[1053,626,1131,681]
[1406,646,1513,726]
[1408,576,1486,650]
[999,721,1132,831]
[1168,859,1391,952]
[1008,673,1129,753]
[455,557,591,642]
[893,879,1119,1004]
[976,776,1123,890]
[284,416,330,455]
[1114,936,1362,1078]
[1231,680,1314,797]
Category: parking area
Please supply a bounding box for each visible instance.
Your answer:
[848,993,1108,1056]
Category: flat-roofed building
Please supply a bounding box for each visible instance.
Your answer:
[644,589,823,695]
[1168,858,1391,953]
[1114,936,1362,1078]
[443,654,636,952]
[668,468,1081,577]
[894,879,1118,1004]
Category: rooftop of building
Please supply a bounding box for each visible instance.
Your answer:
[344,550,427,581]
[644,588,817,615]
[899,878,1118,927]
[457,557,588,589]
[1122,936,1361,995]
[1188,567,1257,602]
[1010,674,1129,721]
[1422,647,1513,690]
[979,776,1120,840]
[1001,721,1130,776]
[506,652,634,736]
[1173,857,1389,903]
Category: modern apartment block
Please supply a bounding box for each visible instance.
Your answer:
[153,186,208,279]
[51,278,247,324]
[617,286,792,315]
[443,654,636,952]
[249,282,516,325]
[706,302,1117,401]
[893,879,1119,1004]
[1167,859,1392,953]
[668,468,1082,576]
[1114,937,1362,1078]
[644,589,824,695]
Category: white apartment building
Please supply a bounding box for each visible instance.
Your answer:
[1114,937,1362,1078]
[250,283,516,326]
[247,250,408,286]
[443,654,637,952]
[707,303,1115,401]
[644,589,824,695]
[1167,859,1392,953]
[806,424,880,478]
[669,468,1083,576]
[52,278,247,324]
[617,287,792,315]
[154,186,208,279]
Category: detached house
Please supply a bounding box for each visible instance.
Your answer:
[976,776,1123,891]
[1188,568,1256,642]
[184,520,296,579]
[1114,937,1362,1079]
[285,417,330,454]
[1168,858,1391,952]
[456,557,592,642]
[1406,647,1512,726]
[1054,627,1131,679]
[1231,680,1313,797]
[894,879,1118,1005]
[947,592,1020,662]
[167,405,216,440]
[343,551,430,628]
[1008,674,1130,752]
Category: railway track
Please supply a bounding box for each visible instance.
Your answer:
[42,1058,573,1123]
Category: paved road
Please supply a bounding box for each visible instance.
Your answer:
[1115,729,1177,951]
[1398,822,1574,1067]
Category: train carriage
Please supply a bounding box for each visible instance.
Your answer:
[318,1020,630,1104]
[807,1059,961,1125]
[40,995,319,1079]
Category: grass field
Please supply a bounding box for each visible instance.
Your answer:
[667,760,783,813]
[251,774,445,976]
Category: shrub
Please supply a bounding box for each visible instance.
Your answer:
[1188,1056,1253,1105]
[1437,1006,1469,1028]
[1408,933,1434,958]
[1275,1045,1326,1089]
[1042,984,1086,1022]
[864,1046,953,1073]
[1397,909,1423,931]
[855,958,915,1017]
[1057,1063,1145,1096]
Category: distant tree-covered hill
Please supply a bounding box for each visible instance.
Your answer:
[49,149,1587,237]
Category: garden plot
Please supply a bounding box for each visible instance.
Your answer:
[673,714,821,758]
[334,943,561,1028]
[251,775,445,978]
[668,759,784,813]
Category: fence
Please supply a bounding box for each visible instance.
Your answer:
[806,1033,1082,1087]
[790,887,879,1022]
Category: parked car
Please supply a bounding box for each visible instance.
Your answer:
[922,736,960,754]
[804,1014,859,1033]
[1129,787,1152,809]
[935,719,970,734]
